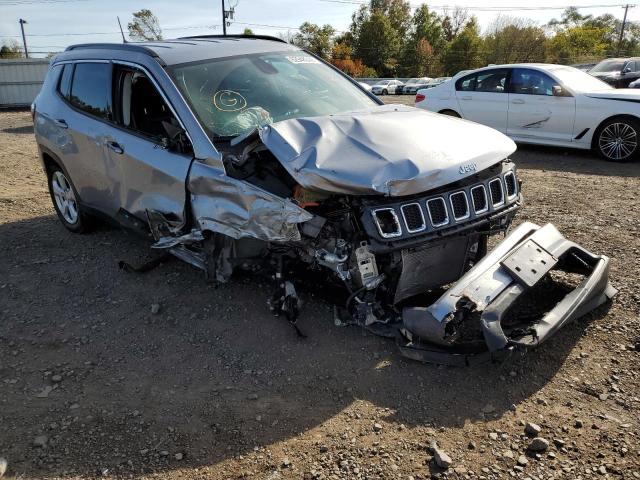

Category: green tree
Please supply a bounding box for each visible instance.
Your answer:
[483,16,547,64]
[292,22,335,60]
[242,28,254,35]
[0,39,23,58]
[369,0,412,39]
[354,11,401,76]
[442,17,483,75]
[442,7,469,42]
[128,9,163,41]
[398,5,443,76]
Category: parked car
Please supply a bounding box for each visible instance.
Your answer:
[370,79,404,95]
[402,77,431,94]
[571,62,597,72]
[630,78,640,88]
[589,57,640,88]
[358,81,372,92]
[416,63,640,162]
[32,38,614,364]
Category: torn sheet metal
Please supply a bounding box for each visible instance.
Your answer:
[401,222,617,359]
[188,161,313,242]
[259,104,517,197]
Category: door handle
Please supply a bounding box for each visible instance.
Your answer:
[460,95,472,100]
[106,141,124,155]
[511,99,525,104]
[53,118,68,129]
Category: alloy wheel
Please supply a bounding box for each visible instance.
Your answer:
[51,171,79,224]
[599,122,638,161]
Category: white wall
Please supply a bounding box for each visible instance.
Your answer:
[0,59,49,108]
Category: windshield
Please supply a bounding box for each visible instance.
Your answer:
[170,51,377,138]
[553,67,613,91]
[590,60,625,73]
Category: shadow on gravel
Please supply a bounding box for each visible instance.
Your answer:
[0,215,612,479]
[2,124,34,135]
[512,144,640,178]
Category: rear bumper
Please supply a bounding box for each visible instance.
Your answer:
[399,222,617,365]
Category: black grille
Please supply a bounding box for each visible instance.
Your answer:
[401,203,425,232]
[450,192,469,219]
[489,179,504,205]
[504,172,517,197]
[372,208,401,238]
[471,186,487,213]
[427,198,448,226]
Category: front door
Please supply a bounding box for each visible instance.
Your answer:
[507,68,576,143]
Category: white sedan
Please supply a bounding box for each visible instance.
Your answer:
[415,63,640,161]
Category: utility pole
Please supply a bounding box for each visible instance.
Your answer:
[221,0,226,35]
[19,18,28,58]
[617,4,635,56]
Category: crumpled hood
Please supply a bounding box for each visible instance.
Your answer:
[584,88,640,101]
[259,104,516,196]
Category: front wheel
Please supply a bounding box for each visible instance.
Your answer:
[382,89,388,95]
[595,118,639,162]
[48,167,90,233]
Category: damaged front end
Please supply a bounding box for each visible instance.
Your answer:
[141,106,615,365]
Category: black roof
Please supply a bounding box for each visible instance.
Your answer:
[65,35,299,65]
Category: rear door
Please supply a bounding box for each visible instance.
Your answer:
[454,69,509,132]
[105,63,192,223]
[507,68,576,143]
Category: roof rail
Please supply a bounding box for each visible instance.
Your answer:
[65,43,160,58]
[177,34,287,44]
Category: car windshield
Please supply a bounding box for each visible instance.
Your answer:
[590,60,626,73]
[170,51,377,138]
[553,67,613,91]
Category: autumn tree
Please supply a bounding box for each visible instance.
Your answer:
[128,9,163,41]
[0,39,23,58]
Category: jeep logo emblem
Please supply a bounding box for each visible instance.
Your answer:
[459,163,477,174]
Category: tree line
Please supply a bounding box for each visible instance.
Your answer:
[288,0,640,77]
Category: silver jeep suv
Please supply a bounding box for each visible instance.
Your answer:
[33,35,614,364]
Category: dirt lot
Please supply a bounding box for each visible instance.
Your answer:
[1,105,639,480]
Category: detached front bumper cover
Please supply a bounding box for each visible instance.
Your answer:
[400,222,617,366]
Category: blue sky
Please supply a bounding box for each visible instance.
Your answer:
[1,0,638,57]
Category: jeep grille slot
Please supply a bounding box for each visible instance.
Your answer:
[401,203,426,233]
[489,178,505,207]
[372,208,402,238]
[470,185,488,214]
[449,191,470,220]
[504,171,517,198]
[426,197,449,227]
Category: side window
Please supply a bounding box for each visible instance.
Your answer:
[114,66,178,140]
[456,73,477,91]
[58,63,73,99]
[69,62,111,120]
[510,68,558,96]
[475,69,508,93]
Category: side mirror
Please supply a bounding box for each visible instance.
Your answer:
[623,67,632,74]
[552,85,563,96]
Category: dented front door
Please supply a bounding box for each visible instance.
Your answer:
[507,68,576,143]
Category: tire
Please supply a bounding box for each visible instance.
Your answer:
[47,166,90,233]
[594,117,639,162]
[382,89,388,95]
[440,109,461,118]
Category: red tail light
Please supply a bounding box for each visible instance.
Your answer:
[415,93,425,103]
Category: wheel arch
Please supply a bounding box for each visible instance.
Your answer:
[438,108,461,117]
[591,114,640,149]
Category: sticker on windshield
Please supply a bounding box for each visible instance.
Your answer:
[286,55,320,65]
[212,90,248,112]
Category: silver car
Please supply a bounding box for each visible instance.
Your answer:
[32,36,615,364]
[370,79,404,95]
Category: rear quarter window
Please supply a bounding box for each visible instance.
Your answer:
[455,73,476,91]
[69,62,111,120]
[58,63,73,98]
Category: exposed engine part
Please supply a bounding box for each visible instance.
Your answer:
[313,239,350,281]
[354,242,378,288]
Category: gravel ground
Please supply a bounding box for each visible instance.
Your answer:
[0,107,639,480]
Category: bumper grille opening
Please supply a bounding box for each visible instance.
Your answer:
[449,191,470,220]
[504,172,517,198]
[372,208,402,238]
[489,178,505,206]
[401,203,426,233]
[426,197,449,227]
[470,185,488,213]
